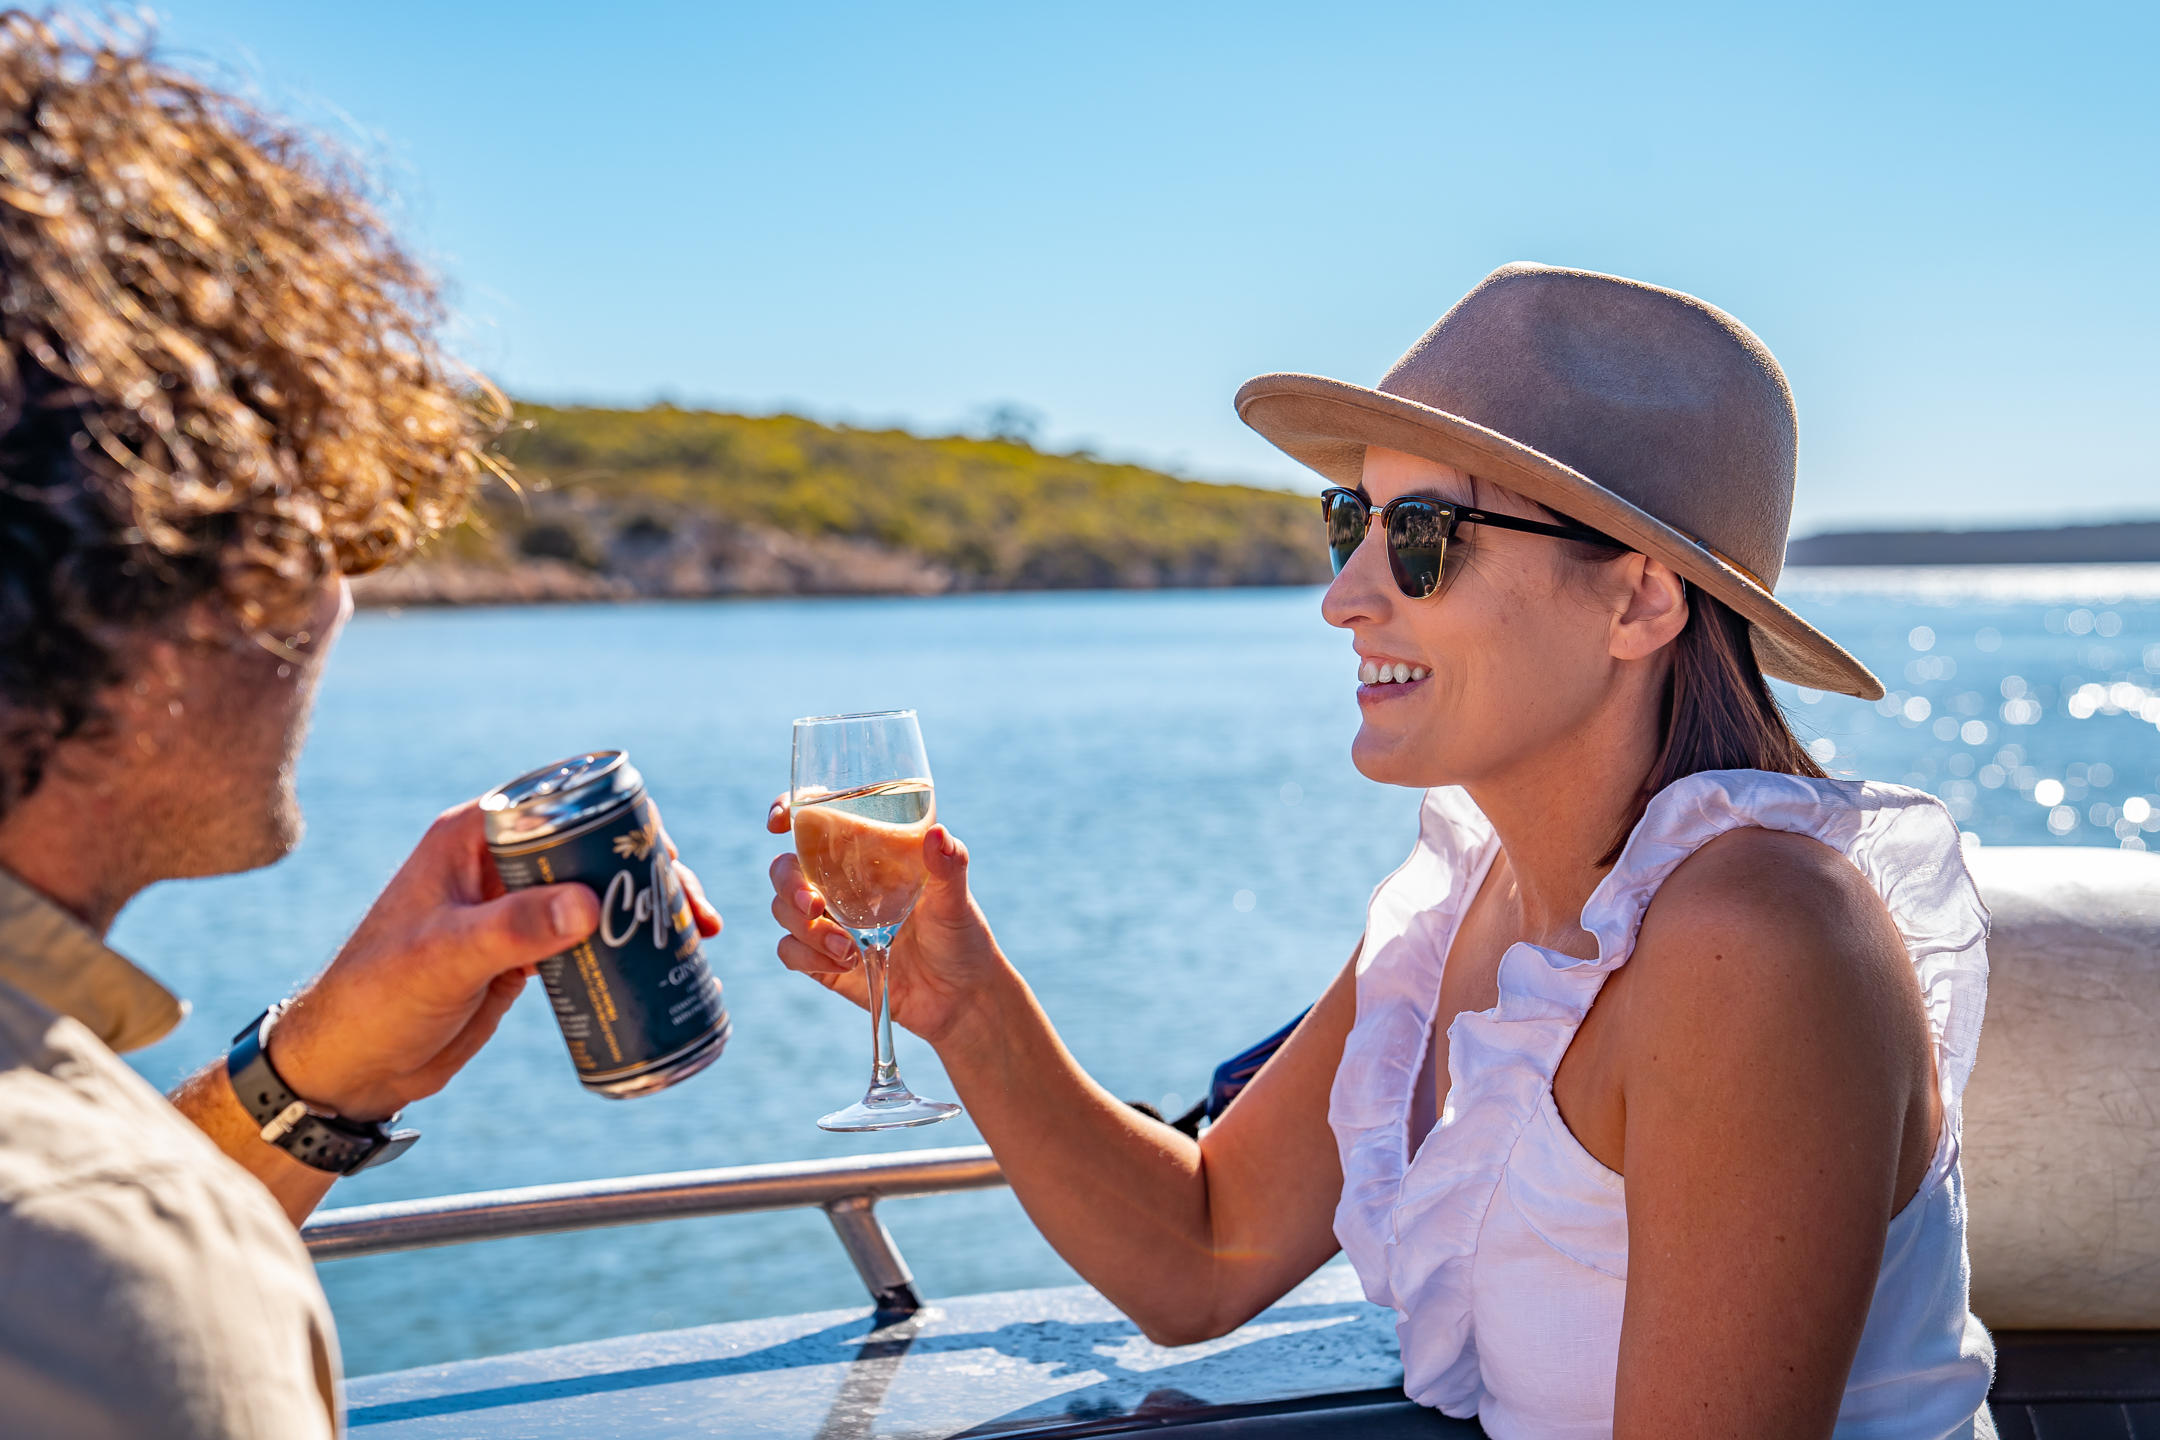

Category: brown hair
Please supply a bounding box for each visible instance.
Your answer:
[1546,520,1827,867]
[0,13,503,812]
[1606,587,1829,859]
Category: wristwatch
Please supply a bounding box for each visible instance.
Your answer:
[227,1007,419,1175]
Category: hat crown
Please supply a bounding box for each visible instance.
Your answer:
[1377,263,1797,589]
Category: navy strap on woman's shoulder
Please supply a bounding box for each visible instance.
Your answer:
[1208,1007,1312,1121]
[1125,1006,1314,1138]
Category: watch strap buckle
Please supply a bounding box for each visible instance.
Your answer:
[350,1129,421,1173]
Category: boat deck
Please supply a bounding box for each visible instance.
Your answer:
[345,1280,2160,1439]
[343,1264,1475,1438]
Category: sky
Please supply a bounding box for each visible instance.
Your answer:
[149,1,2157,534]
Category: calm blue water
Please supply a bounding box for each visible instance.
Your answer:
[114,567,2160,1376]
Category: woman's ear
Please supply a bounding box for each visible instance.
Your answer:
[1609,556,1689,661]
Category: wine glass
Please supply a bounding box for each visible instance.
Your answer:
[792,710,963,1132]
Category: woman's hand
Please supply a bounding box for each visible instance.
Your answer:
[765,794,1008,1048]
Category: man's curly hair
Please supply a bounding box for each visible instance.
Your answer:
[0,13,501,813]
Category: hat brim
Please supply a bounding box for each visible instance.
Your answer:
[1236,373,1883,701]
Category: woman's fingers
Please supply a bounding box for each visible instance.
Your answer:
[767,793,791,835]
[770,856,836,932]
[767,850,857,978]
[768,853,826,923]
[777,930,857,978]
[767,887,854,957]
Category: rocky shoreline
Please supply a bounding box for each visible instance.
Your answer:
[351,519,956,608]
[349,514,1078,608]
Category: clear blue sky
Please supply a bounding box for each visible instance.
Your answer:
[154,1,2155,534]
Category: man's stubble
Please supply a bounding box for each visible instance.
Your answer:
[135,586,347,884]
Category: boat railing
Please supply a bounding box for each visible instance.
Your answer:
[300,1144,1005,1318]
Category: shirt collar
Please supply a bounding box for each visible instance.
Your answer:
[0,867,187,1052]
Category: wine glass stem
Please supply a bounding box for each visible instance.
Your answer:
[863,936,905,1099]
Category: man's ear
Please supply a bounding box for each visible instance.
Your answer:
[1610,557,1689,662]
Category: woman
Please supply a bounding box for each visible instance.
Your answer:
[766,263,1994,1439]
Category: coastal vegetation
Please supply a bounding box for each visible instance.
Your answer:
[359,404,1330,605]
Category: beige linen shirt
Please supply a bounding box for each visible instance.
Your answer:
[0,868,340,1439]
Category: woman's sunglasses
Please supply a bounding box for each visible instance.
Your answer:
[1320,486,1618,599]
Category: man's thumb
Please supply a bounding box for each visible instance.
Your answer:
[456,882,599,974]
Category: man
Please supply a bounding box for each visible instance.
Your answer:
[0,18,718,1435]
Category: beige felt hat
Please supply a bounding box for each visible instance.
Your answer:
[1236,262,1883,700]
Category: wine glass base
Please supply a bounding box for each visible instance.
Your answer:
[817,1094,964,1132]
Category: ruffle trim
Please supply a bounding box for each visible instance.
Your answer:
[1328,770,1992,1413]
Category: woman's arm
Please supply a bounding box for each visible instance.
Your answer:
[1606,829,1941,1440]
[940,931,1357,1345]
[768,808,1352,1345]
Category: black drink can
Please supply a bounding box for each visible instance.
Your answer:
[480,751,731,1098]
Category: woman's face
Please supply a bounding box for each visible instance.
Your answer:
[1321,447,1674,791]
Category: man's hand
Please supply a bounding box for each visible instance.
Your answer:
[265,800,608,1122]
[170,798,721,1226]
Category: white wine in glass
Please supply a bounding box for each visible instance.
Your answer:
[791,710,963,1132]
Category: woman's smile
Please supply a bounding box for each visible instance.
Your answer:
[1357,656,1431,703]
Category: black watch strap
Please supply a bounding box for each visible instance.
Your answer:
[227,1009,419,1176]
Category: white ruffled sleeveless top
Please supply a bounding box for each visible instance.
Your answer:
[1330,771,1995,1439]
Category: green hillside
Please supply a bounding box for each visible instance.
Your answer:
[469,403,1329,591]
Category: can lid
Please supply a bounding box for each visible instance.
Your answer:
[481,751,644,847]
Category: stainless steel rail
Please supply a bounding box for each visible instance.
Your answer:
[301,1145,1005,1317]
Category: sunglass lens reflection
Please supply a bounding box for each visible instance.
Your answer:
[1386,501,1449,598]
[1324,492,1367,575]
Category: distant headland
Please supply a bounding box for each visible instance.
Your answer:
[1786,521,2160,567]
[352,403,1328,608]
[348,406,2160,609]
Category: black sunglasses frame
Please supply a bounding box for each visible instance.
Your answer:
[1319,486,1619,599]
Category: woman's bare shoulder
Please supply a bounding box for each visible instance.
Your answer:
[1641,826,1898,956]
[1623,825,1918,1044]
